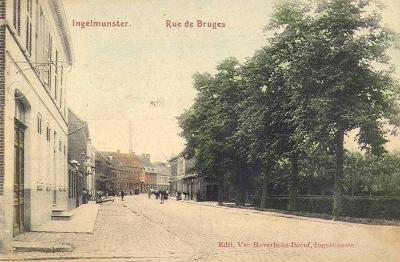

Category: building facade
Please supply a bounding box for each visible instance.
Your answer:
[153,161,170,190]
[102,151,144,194]
[144,166,156,192]
[95,150,115,194]
[169,156,218,201]
[68,109,95,196]
[67,161,83,211]
[0,0,73,252]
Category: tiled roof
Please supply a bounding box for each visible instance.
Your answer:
[103,152,143,168]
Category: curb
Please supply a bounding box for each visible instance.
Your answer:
[12,242,73,253]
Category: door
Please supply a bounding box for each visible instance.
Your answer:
[13,120,25,236]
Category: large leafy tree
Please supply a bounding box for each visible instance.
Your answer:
[269,0,400,218]
[179,58,251,204]
[234,45,301,209]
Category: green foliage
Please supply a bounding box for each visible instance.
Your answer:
[179,0,400,218]
[344,152,400,196]
[254,195,400,219]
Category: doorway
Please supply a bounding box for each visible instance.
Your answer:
[13,100,26,236]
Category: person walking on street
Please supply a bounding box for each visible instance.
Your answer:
[121,190,125,201]
[148,190,151,199]
[160,190,165,204]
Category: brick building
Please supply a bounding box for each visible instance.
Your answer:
[0,0,73,253]
[102,151,144,194]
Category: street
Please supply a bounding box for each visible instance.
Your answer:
[8,195,400,262]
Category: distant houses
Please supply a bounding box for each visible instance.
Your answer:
[169,156,218,201]
[92,151,172,195]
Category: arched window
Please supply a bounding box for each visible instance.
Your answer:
[15,99,25,123]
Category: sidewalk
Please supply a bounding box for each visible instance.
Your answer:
[31,201,100,233]
[8,202,100,255]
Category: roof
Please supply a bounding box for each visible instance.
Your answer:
[68,109,90,138]
[103,152,143,168]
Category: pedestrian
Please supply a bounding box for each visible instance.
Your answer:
[148,190,151,199]
[156,190,160,199]
[121,190,125,201]
[160,190,165,204]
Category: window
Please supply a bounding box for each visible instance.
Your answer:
[36,7,45,73]
[15,99,25,123]
[59,65,63,108]
[26,0,33,55]
[46,125,51,141]
[45,35,52,89]
[68,171,76,198]
[54,50,58,100]
[37,113,42,134]
[13,0,21,35]
[64,144,66,155]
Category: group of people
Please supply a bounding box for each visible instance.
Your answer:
[148,189,169,204]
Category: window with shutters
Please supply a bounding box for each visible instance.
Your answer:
[26,0,33,56]
[59,65,64,108]
[46,125,51,142]
[44,35,52,89]
[37,113,42,134]
[54,50,59,100]
[13,0,21,35]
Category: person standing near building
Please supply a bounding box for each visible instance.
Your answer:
[121,190,125,201]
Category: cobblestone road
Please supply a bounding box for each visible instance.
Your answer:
[4,195,400,261]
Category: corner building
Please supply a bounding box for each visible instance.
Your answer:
[0,0,73,252]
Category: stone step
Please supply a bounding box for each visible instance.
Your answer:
[51,208,66,215]
[51,212,73,221]
[13,241,73,252]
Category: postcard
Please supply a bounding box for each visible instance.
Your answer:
[0,0,399,261]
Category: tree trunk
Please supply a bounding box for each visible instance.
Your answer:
[218,180,223,205]
[235,171,246,206]
[333,127,345,220]
[260,164,271,209]
[235,190,245,206]
[288,153,298,212]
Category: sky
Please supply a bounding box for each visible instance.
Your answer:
[62,0,277,162]
[62,0,400,162]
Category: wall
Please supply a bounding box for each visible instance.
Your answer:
[0,0,71,250]
[0,0,10,253]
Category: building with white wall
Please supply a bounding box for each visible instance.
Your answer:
[153,161,170,190]
[0,0,73,253]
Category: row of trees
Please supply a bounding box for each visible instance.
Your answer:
[179,0,400,218]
